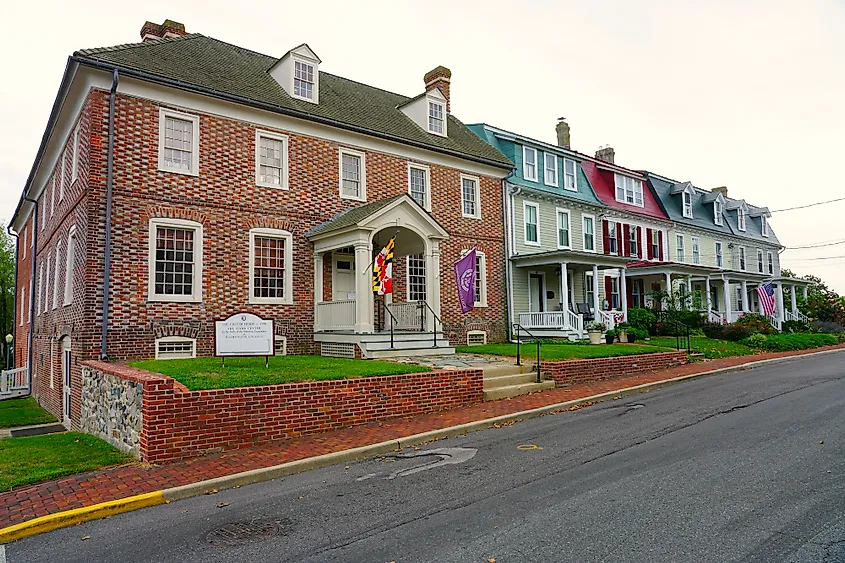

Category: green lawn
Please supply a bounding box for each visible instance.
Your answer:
[0,397,57,429]
[129,355,431,391]
[646,337,755,359]
[0,432,130,490]
[455,342,674,360]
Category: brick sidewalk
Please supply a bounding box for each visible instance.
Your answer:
[2,344,843,529]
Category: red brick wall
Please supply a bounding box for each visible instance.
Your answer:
[82,361,483,463]
[541,351,688,387]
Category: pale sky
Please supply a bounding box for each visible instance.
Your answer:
[2,0,844,291]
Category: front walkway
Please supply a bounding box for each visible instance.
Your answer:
[2,344,843,529]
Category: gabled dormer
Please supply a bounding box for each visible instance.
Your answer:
[399,66,451,138]
[727,199,749,232]
[670,181,696,219]
[269,44,321,104]
[750,207,772,237]
[701,189,728,226]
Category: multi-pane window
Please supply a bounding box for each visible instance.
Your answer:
[585,273,595,308]
[607,222,618,254]
[563,159,577,191]
[64,229,76,305]
[340,150,366,201]
[739,246,747,270]
[757,249,764,273]
[294,60,315,100]
[474,252,487,306]
[676,234,686,263]
[738,208,747,231]
[155,338,196,360]
[44,256,51,313]
[523,147,537,181]
[761,215,768,237]
[692,236,700,264]
[683,191,693,218]
[19,287,25,326]
[544,153,557,187]
[715,241,724,267]
[614,174,644,206]
[252,236,287,301]
[163,115,194,171]
[651,230,660,259]
[407,254,426,302]
[714,200,723,225]
[767,252,774,275]
[556,209,570,248]
[53,245,61,309]
[583,215,595,252]
[524,202,539,244]
[257,134,286,188]
[629,227,638,257]
[71,126,79,185]
[428,101,444,134]
[462,176,480,218]
[409,166,428,208]
[154,227,196,297]
[609,277,620,310]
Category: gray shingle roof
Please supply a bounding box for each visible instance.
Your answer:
[73,35,512,168]
[306,194,406,237]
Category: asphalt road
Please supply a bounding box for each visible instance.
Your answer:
[6,351,845,563]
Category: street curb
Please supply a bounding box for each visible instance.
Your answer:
[0,491,164,544]
[3,346,843,543]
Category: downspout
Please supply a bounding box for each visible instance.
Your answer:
[22,198,38,383]
[6,225,18,369]
[100,69,118,360]
[503,177,518,343]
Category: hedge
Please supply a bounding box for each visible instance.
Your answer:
[739,333,838,352]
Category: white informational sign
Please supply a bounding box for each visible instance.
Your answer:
[215,313,274,357]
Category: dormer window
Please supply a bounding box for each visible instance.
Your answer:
[714,200,723,225]
[294,61,315,100]
[428,101,445,135]
[523,147,537,181]
[682,191,694,218]
[614,174,644,207]
[761,215,769,237]
[269,44,321,104]
[738,207,747,231]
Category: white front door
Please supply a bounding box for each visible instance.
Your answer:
[529,273,545,312]
[332,254,356,301]
[61,338,71,427]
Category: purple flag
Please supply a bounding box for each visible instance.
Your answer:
[455,249,477,314]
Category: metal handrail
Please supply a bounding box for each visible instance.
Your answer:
[656,314,692,354]
[513,323,542,383]
[377,298,397,349]
[418,300,444,347]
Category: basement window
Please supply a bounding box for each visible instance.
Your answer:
[155,337,196,360]
[466,330,487,346]
[275,335,287,356]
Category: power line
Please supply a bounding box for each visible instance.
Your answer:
[784,239,845,250]
[784,255,845,261]
[770,197,845,213]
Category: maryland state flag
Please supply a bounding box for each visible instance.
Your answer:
[372,237,395,295]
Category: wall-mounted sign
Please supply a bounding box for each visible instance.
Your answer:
[215,313,274,357]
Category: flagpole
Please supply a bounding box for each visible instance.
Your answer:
[361,229,401,275]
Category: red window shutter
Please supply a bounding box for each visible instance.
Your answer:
[622,224,630,257]
[604,276,613,310]
[637,227,643,259]
[602,220,610,255]
[616,225,623,257]
[646,228,653,260]
[626,276,634,308]
[658,230,664,261]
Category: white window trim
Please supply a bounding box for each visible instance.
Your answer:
[714,201,723,226]
[155,336,197,360]
[19,287,25,326]
[582,213,597,253]
[407,163,431,211]
[405,253,427,303]
[338,148,367,202]
[523,201,541,246]
[255,130,290,190]
[70,126,80,186]
[44,256,51,313]
[607,221,619,255]
[466,330,487,346]
[290,56,319,104]
[426,99,447,137]
[682,191,694,219]
[767,251,774,275]
[50,175,55,217]
[757,249,764,273]
[274,335,288,356]
[460,174,482,219]
[147,217,203,303]
[614,174,645,208]
[691,236,700,265]
[739,246,747,271]
[676,234,685,263]
[543,153,558,187]
[21,226,26,260]
[738,208,747,232]
[761,215,769,237]
[52,244,61,309]
[523,146,538,181]
[562,158,578,192]
[248,227,294,305]
[474,250,488,307]
[715,241,724,269]
[158,108,200,177]
[64,227,77,306]
[555,207,572,250]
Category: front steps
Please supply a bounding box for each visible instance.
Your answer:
[483,364,555,401]
[315,331,456,359]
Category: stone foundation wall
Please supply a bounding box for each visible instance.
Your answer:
[79,365,144,457]
[541,351,689,387]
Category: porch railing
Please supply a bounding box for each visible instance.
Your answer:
[767,314,782,331]
[1,366,29,399]
[387,301,425,331]
[708,310,725,324]
[599,310,625,331]
[784,310,810,324]
[518,311,566,330]
[567,309,584,337]
[315,300,356,331]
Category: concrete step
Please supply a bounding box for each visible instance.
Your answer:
[480,364,531,378]
[357,332,447,343]
[366,347,456,359]
[483,372,540,390]
[483,380,556,401]
[365,338,452,351]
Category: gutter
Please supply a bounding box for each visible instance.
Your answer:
[22,198,38,384]
[500,172,516,343]
[100,70,118,361]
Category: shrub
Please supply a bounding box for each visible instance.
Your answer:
[702,322,726,340]
[781,320,808,333]
[740,333,838,351]
[734,313,777,335]
[627,308,656,335]
[629,328,649,342]
[837,333,845,343]
[721,324,752,342]
[810,320,845,334]
[586,321,606,332]
[747,333,768,346]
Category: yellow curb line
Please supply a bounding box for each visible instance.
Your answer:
[0,491,164,544]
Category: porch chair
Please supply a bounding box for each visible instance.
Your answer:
[576,303,594,322]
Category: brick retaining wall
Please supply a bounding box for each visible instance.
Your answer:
[541,351,689,387]
[82,361,482,463]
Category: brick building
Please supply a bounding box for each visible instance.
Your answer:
[9,21,512,427]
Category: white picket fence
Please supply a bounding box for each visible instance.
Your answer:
[0,367,29,399]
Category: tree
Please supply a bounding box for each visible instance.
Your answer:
[781,268,845,324]
[0,225,14,366]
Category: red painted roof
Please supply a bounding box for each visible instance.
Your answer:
[626,260,719,271]
[581,160,668,220]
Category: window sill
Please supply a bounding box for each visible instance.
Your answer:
[157,166,199,178]
[256,182,290,190]
[340,194,367,203]
[426,128,447,138]
[524,240,541,247]
[147,295,202,304]
[473,303,488,309]
[249,297,294,306]
[544,181,558,188]
[462,213,482,220]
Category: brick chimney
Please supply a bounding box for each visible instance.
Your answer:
[712,186,728,197]
[424,66,452,112]
[556,118,571,149]
[595,145,615,164]
[140,19,188,42]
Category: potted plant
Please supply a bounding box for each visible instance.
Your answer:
[605,329,616,345]
[586,321,606,345]
[616,322,631,343]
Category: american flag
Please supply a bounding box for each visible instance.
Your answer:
[757,282,776,315]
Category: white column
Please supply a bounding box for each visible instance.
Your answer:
[776,283,785,323]
[665,272,672,296]
[313,252,324,330]
[741,280,748,312]
[723,278,731,323]
[705,277,712,312]
[354,242,374,333]
[686,277,693,309]
[427,242,441,332]
[790,284,798,317]
[802,286,808,301]
[559,262,569,313]
[592,265,600,315]
[620,267,628,319]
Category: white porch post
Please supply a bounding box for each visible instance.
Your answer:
[354,242,374,333]
[560,262,569,312]
[723,278,731,323]
[427,242,441,333]
[313,252,324,330]
[592,265,600,315]
[620,267,628,320]
[802,286,808,301]
[665,272,672,297]
[705,277,712,312]
[686,276,692,310]
[776,283,785,324]
[741,280,748,312]
[790,284,798,317]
